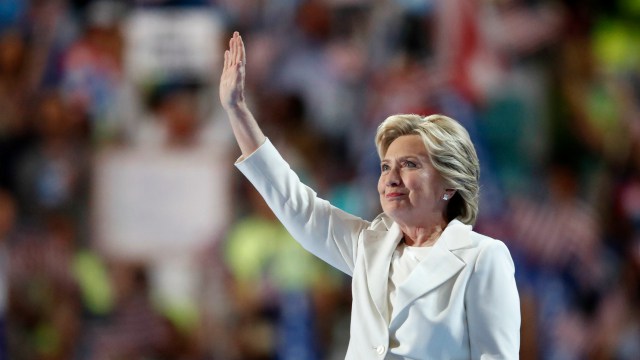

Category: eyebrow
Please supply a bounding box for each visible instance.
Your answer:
[381,154,428,163]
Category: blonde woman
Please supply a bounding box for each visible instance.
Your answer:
[220,32,520,359]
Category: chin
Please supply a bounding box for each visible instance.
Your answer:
[382,206,405,220]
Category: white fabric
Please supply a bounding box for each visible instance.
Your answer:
[236,139,521,359]
[388,244,433,322]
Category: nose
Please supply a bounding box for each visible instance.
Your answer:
[385,166,401,187]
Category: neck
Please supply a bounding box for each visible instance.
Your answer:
[399,219,448,247]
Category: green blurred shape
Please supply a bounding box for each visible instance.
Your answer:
[155,297,199,334]
[72,250,114,315]
[593,19,640,72]
[621,0,640,14]
[226,216,336,291]
[33,323,60,355]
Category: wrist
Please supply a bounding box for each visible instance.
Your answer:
[223,100,249,114]
[222,99,248,112]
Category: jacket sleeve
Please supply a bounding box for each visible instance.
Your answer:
[235,139,370,276]
[466,240,521,359]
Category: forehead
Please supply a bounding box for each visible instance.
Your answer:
[384,135,429,158]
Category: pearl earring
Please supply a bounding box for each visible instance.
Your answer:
[443,194,450,201]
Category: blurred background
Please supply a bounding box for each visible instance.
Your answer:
[0,0,639,359]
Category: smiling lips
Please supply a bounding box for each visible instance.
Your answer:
[386,192,406,199]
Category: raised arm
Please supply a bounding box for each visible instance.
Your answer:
[221,36,367,275]
[219,32,266,157]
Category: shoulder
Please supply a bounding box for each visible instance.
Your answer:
[444,220,514,272]
[469,231,505,250]
[468,231,515,273]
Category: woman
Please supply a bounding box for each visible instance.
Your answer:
[220,32,520,359]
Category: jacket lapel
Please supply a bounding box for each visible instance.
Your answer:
[362,221,403,322]
[390,220,474,322]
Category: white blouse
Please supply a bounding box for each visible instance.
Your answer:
[388,244,433,319]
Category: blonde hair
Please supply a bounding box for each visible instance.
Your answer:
[375,114,480,224]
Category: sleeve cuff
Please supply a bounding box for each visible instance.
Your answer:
[234,138,271,165]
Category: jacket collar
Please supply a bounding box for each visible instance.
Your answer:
[362,221,403,321]
[363,216,475,323]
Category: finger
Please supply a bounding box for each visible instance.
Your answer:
[234,36,242,66]
[229,36,236,66]
[239,35,246,65]
[223,50,229,70]
[232,34,240,66]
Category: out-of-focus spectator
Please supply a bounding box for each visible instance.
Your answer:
[133,80,231,149]
[560,25,634,168]
[0,29,35,194]
[8,214,82,359]
[27,0,81,88]
[135,81,203,148]
[84,262,176,358]
[0,29,29,134]
[60,0,128,143]
[16,90,90,226]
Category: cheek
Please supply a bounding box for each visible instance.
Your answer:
[403,174,422,191]
[408,173,436,197]
[377,176,385,195]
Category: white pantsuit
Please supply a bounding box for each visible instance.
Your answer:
[236,139,521,359]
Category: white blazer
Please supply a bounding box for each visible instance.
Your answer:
[236,139,520,359]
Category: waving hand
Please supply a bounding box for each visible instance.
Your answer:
[219,32,265,157]
[220,32,246,110]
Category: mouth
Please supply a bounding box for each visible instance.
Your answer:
[385,192,406,199]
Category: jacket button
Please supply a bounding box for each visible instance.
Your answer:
[376,345,386,355]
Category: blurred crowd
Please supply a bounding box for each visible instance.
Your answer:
[0,0,639,359]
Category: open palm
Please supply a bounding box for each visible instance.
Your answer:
[219,32,246,110]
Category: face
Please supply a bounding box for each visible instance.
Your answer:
[378,135,449,226]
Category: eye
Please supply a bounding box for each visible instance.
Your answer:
[403,160,417,168]
[381,163,390,172]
